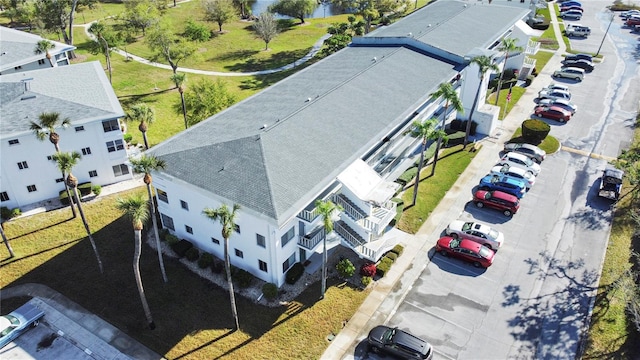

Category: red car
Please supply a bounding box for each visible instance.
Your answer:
[534,105,572,122]
[435,237,495,268]
[627,17,640,26]
[473,189,520,216]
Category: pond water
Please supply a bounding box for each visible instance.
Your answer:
[250,0,344,19]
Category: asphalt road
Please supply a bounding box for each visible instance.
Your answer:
[348,1,639,359]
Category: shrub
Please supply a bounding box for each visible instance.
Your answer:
[391,244,404,257]
[10,208,21,218]
[385,252,398,262]
[263,283,278,299]
[184,20,211,42]
[525,75,535,86]
[123,133,133,143]
[198,252,214,268]
[165,234,179,246]
[377,257,393,277]
[361,276,372,287]
[449,119,463,131]
[234,269,253,288]
[396,167,418,186]
[223,265,239,281]
[77,182,92,196]
[522,119,550,144]
[444,131,465,147]
[59,190,76,205]
[360,262,377,277]
[91,185,102,196]
[159,228,169,241]
[285,262,305,284]
[337,258,355,278]
[172,239,193,257]
[211,258,224,274]
[1,207,11,220]
[185,247,200,262]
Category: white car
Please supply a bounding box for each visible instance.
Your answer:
[621,10,640,19]
[445,220,504,251]
[544,83,570,93]
[537,98,578,114]
[538,89,572,101]
[552,67,585,81]
[497,152,542,176]
[491,164,536,189]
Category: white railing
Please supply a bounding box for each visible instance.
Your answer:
[334,195,366,221]
[297,207,320,222]
[297,230,324,250]
[525,39,540,55]
[523,56,537,68]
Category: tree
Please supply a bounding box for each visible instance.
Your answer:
[315,199,342,299]
[180,78,237,126]
[88,21,122,84]
[253,12,279,50]
[202,204,241,330]
[408,118,447,206]
[234,0,249,18]
[170,73,189,129]
[0,224,15,258]
[34,39,56,67]
[52,151,103,274]
[321,16,365,56]
[116,194,156,329]
[125,103,155,149]
[429,82,463,175]
[30,112,76,218]
[331,0,378,33]
[494,37,524,105]
[129,155,168,283]
[122,0,160,36]
[269,0,317,25]
[614,142,640,201]
[464,55,499,148]
[34,0,94,48]
[202,0,237,32]
[146,21,197,74]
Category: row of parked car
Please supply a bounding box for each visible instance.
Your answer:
[559,0,585,20]
[533,82,579,122]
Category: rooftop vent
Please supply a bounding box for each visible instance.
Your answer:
[260,124,267,129]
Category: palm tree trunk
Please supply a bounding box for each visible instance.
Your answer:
[224,237,240,330]
[142,131,149,150]
[432,104,449,176]
[147,185,168,283]
[180,92,188,129]
[0,224,15,258]
[494,54,509,105]
[134,228,155,329]
[73,187,103,274]
[464,76,484,148]
[411,141,427,206]
[320,232,327,299]
[63,175,77,218]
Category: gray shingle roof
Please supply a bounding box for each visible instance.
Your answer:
[0,26,75,72]
[0,61,124,136]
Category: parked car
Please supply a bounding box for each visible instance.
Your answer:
[478,174,527,198]
[445,220,504,250]
[537,98,578,114]
[564,53,592,62]
[490,164,536,189]
[562,59,594,72]
[503,143,546,163]
[626,17,640,26]
[435,237,495,268]
[367,325,434,359]
[598,168,624,200]
[621,10,640,19]
[543,83,570,93]
[561,10,583,20]
[538,89,572,101]
[565,25,591,37]
[552,67,585,81]
[559,0,582,7]
[0,302,45,349]
[534,105,572,122]
[560,6,583,13]
[498,152,542,176]
[472,189,520,217]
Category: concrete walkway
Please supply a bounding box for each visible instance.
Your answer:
[321,4,569,359]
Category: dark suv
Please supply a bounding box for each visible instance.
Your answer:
[473,189,520,217]
[367,325,433,359]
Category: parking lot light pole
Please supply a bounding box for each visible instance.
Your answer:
[596,10,614,57]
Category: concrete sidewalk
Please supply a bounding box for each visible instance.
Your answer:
[321,5,568,359]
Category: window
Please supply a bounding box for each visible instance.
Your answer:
[89,170,98,178]
[102,119,120,132]
[0,192,9,202]
[27,185,37,192]
[234,224,240,234]
[8,139,19,145]
[17,161,28,170]
[47,155,53,161]
[259,260,268,272]
[55,178,64,183]
[185,225,193,234]
[212,237,220,245]
[106,140,124,152]
[235,249,244,258]
[157,189,168,203]
[38,59,46,65]
[282,253,296,273]
[160,213,175,231]
[256,234,266,248]
[75,126,85,132]
[281,227,295,247]
[180,200,189,210]
[112,164,129,177]
[81,147,92,155]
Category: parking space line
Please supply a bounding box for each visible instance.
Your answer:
[403,300,474,333]
[433,257,499,283]
[561,146,617,162]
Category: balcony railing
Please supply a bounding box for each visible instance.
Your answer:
[335,221,376,260]
[525,40,540,55]
[298,229,325,250]
[523,56,537,68]
[334,194,367,221]
[297,207,321,223]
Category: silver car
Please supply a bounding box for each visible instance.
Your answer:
[503,143,546,163]
[497,152,542,176]
[553,67,585,81]
[0,302,45,349]
[537,98,578,114]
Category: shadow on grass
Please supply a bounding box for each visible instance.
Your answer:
[0,238,82,268]
[223,49,311,72]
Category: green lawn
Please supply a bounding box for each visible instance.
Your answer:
[487,87,527,120]
[509,128,560,155]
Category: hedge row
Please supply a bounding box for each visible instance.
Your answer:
[376,244,405,277]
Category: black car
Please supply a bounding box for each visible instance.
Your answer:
[562,59,594,72]
[368,325,434,359]
[564,53,592,62]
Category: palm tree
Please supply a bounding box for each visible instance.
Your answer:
[429,82,463,176]
[116,194,156,330]
[129,155,168,283]
[125,103,155,149]
[88,22,113,84]
[464,56,499,148]
[315,199,343,299]
[493,38,524,105]
[51,151,103,274]
[202,203,241,330]
[409,118,448,206]
[1,224,15,258]
[34,39,56,67]
[170,73,188,129]
[30,112,76,218]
